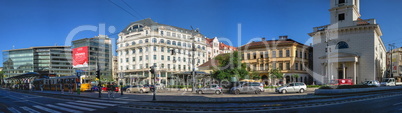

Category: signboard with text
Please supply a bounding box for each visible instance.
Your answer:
[72,46,89,68]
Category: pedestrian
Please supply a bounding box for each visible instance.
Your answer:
[107,82,115,99]
[60,82,64,94]
[40,84,43,92]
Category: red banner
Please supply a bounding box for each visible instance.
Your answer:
[72,46,89,68]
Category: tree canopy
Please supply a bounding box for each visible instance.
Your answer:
[211,51,249,81]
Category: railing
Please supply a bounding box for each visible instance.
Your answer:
[313,25,329,32]
[354,19,376,26]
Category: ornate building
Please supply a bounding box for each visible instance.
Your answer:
[309,0,386,84]
[205,37,237,60]
[117,18,207,85]
[239,36,312,85]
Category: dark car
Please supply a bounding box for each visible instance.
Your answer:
[91,86,100,92]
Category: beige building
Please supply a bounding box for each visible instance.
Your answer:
[387,47,402,78]
[239,36,312,85]
[309,0,386,84]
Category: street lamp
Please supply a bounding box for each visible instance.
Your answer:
[190,28,199,92]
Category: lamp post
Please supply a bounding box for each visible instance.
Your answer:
[190,28,198,92]
[119,72,123,95]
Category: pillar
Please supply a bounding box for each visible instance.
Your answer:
[353,62,357,84]
[343,63,346,79]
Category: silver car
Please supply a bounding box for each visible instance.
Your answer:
[276,82,307,94]
[196,84,223,94]
[231,82,264,95]
[126,85,151,93]
[363,80,380,87]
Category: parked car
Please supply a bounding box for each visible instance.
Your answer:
[155,83,166,89]
[101,86,120,92]
[122,85,133,91]
[90,86,100,91]
[230,82,264,95]
[126,85,151,93]
[196,84,223,94]
[276,82,307,94]
[330,79,354,85]
[362,80,380,87]
[144,84,156,92]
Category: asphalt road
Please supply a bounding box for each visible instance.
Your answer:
[0,89,128,113]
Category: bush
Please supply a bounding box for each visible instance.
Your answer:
[307,85,322,88]
[336,85,377,89]
[264,86,279,89]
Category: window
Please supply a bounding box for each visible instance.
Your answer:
[139,40,143,44]
[300,51,303,58]
[260,52,264,58]
[295,63,299,70]
[139,48,143,53]
[172,41,176,45]
[247,53,251,59]
[168,64,171,69]
[131,41,136,45]
[178,42,181,46]
[161,64,165,68]
[146,55,148,60]
[295,50,298,57]
[167,40,171,45]
[336,41,349,49]
[279,63,283,70]
[145,39,149,43]
[160,31,164,36]
[339,0,345,4]
[161,55,164,60]
[139,56,143,61]
[279,50,283,57]
[338,13,345,21]
[264,52,269,58]
[286,50,290,57]
[152,38,157,43]
[172,33,176,37]
[272,51,276,58]
[286,63,290,70]
[183,43,187,47]
[153,46,157,51]
[160,39,164,43]
[167,56,170,61]
[132,57,135,62]
[161,47,164,52]
[265,63,269,70]
[167,32,171,36]
[260,64,263,70]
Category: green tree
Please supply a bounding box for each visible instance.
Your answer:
[269,68,284,85]
[250,71,261,80]
[0,71,4,86]
[291,74,299,83]
[211,51,249,82]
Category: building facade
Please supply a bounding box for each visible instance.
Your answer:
[205,37,237,60]
[239,36,312,85]
[117,18,207,85]
[309,0,386,84]
[72,35,113,81]
[387,47,402,79]
[2,46,74,78]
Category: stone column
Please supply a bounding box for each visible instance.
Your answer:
[343,63,346,79]
[353,62,357,84]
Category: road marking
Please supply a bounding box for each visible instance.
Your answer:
[33,105,61,113]
[45,104,82,113]
[66,102,107,109]
[393,102,402,106]
[20,106,40,113]
[76,101,117,106]
[56,103,96,111]
[7,107,21,113]
[86,99,129,104]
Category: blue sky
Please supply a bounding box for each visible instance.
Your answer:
[1,0,402,67]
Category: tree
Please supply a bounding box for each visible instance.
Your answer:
[0,71,4,86]
[211,51,249,82]
[291,74,299,83]
[250,71,261,80]
[269,68,284,85]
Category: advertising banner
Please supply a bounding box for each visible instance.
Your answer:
[72,46,89,68]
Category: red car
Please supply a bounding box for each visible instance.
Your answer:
[101,86,120,92]
[330,79,354,85]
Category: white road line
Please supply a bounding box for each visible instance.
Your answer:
[76,101,117,106]
[33,105,62,113]
[56,103,96,111]
[86,99,129,104]
[45,104,82,113]
[7,107,21,113]
[20,106,40,113]
[66,102,107,109]
[393,102,402,106]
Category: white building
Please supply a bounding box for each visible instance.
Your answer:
[117,18,208,85]
[309,0,386,84]
[205,37,237,60]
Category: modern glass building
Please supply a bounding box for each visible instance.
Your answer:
[2,46,73,78]
[72,35,113,81]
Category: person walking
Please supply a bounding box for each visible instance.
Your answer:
[107,82,116,99]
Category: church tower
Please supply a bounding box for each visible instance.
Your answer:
[329,0,360,27]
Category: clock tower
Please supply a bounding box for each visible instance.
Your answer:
[329,0,360,27]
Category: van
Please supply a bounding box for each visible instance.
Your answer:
[230,82,264,95]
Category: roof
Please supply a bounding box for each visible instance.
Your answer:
[3,46,71,52]
[205,38,214,47]
[198,53,228,68]
[238,38,310,50]
[219,42,238,50]
[121,18,203,36]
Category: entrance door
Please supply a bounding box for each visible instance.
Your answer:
[338,70,344,79]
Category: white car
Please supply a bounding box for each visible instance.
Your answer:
[276,82,307,94]
[363,80,380,87]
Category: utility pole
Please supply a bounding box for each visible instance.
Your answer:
[96,56,101,98]
[389,43,396,78]
[191,28,198,92]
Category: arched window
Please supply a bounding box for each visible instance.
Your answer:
[131,41,136,45]
[152,38,157,43]
[160,39,165,43]
[167,40,171,45]
[183,43,186,47]
[336,41,349,49]
[139,40,143,44]
[172,41,176,45]
[197,45,201,49]
[145,39,149,43]
[202,46,205,50]
[178,42,181,46]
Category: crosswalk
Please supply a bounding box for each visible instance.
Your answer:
[6,99,129,113]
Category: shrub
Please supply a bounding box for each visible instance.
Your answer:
[307,85,322,88]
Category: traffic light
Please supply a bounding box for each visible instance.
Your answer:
[149,66,155,74]
[96,70,100,79]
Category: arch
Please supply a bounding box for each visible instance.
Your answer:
[336,41,349,49]
[152,38,157,43]
[160,39,165,43]
[145,39,149,43]
[172,41,176,45]
[261,75,269,86]
[138,40,143,44]
[167,40,171,45]
[285,76,291,83]
[131,41,136,45]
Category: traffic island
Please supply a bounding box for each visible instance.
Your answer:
[315,86,402,95]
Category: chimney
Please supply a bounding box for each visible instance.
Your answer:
[279,35,288,40]
[261,37,266,41]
